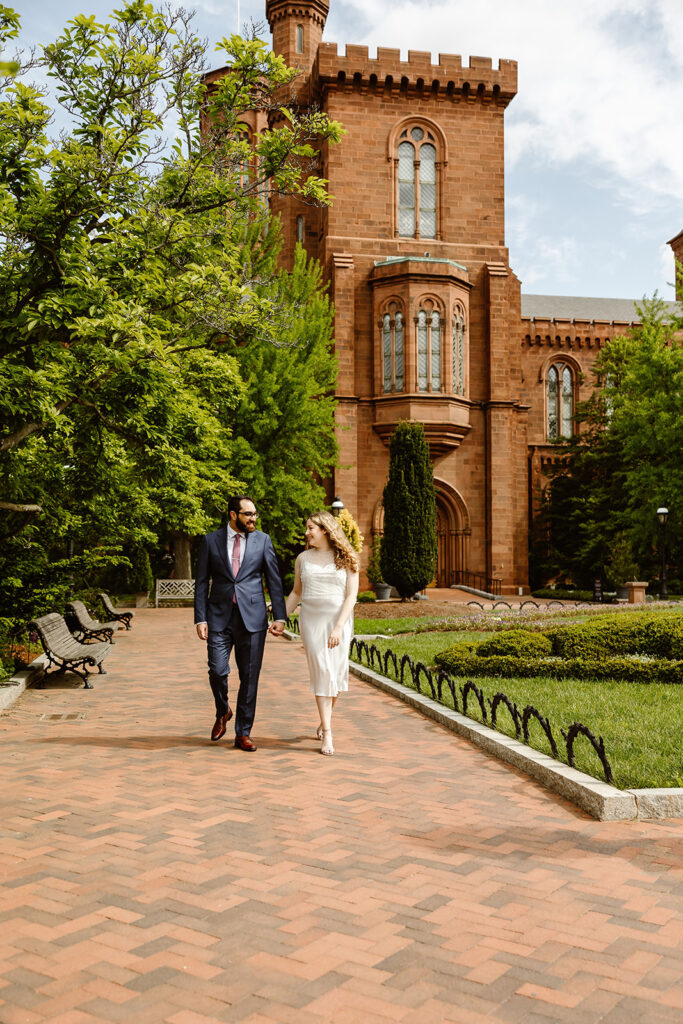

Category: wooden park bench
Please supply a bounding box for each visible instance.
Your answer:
[65,600,119,643]
[155,578,194,607]
[29,613,110,689]
[99,592,134,630]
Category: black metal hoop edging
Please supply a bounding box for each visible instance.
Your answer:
[522,705,559,759]
[414,662,436,699]
[460,680,487,722]
[348,642,614,784]
[562,722,614,785]
[489,692,521,737]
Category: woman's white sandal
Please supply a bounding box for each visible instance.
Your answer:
[321,730,334,756]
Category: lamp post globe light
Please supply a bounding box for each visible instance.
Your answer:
[657,506,669,600]
[330,496,344,517]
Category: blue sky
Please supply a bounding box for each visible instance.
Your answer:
[12,0,683,300]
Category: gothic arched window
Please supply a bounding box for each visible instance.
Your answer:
[397,126,438,238]
[452,306,466,396]
[547,362,574,439]
[381,303,404,393]
[416,300,442,392]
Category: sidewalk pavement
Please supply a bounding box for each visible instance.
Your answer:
[0,608,681,1024]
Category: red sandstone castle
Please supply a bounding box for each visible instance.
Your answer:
[207,0,681,595]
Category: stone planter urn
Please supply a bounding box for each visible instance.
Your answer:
[135,592,149,608]
[373,583,392,601]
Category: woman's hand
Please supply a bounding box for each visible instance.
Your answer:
[327,627,342,649]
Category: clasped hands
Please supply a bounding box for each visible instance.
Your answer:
[196,621,285,640]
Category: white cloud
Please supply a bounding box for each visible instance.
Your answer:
[336,0,683,214]
[506,194,581,290]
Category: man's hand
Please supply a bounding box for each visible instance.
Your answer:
[268,620,285,637]
[196,622,208,641]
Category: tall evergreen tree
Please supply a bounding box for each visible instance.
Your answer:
[380,422,437,598]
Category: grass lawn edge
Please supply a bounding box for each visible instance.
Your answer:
[349,660,683,822]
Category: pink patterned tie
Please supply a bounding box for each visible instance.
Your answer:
[232,533,240,603]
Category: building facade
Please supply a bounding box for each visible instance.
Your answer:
[210,0,681,594]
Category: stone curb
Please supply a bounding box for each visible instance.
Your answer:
[0,655,48,713]
[350,662,682,822]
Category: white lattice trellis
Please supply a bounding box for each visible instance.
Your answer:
[155,579,195,606]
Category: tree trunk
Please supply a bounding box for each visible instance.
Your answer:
[173,533,193,579]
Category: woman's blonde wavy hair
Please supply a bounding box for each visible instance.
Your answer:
[306,510,359,572]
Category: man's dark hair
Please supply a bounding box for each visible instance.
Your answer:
[228,495,254,516]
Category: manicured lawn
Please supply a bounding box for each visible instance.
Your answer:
[354,617,473,637]
[352,631,683,790]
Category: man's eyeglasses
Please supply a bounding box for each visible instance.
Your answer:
[239,511,259,519]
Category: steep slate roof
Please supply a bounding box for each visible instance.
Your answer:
[521,294,681,323]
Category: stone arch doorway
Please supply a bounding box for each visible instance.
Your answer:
[372,481,470,589]
[434,482,470,588]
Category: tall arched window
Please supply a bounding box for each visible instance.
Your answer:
[416,300,442,392]
[296,25,304,53]
[452,306,466,396]
[381,303,404,393]
[547,362,574,439]
[396,126,439,238]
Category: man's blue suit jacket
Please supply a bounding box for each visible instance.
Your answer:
[194,526,287,633]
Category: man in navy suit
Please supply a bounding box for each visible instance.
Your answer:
[195,495,287,751]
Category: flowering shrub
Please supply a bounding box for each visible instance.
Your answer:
[337,509,364,553]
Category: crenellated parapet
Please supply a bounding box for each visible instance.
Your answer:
[521,316,636,351]
[315,43,517,104]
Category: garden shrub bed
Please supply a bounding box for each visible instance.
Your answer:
[353,633,683,788]
[433,650,683,685]
[546,612,683,660]
[531,588,594,601]
[476,628,553,658]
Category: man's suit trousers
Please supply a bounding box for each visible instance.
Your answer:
[207,603,267,737]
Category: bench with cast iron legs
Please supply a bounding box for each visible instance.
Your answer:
[29,613,110,689]
[65,600,119,643]
[99,592,134,630]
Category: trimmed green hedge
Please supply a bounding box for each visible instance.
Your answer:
[433,649,683,685]
[531,588,593,601]
[476,629,552,658]
[547,613,683,660]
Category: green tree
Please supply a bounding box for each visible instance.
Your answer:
[537,297,683,587]
[380,421,437,598]
[0,3,343,622]
[225,231,339,555]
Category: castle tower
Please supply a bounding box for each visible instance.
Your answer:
[265,0,329,74]
[264,0,529,593]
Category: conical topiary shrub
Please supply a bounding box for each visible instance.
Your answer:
[380,421,437,598]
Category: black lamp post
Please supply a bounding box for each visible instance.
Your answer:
[657,506,669,600]
[330,496,344,518]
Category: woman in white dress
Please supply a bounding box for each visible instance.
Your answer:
[284,511,359,755]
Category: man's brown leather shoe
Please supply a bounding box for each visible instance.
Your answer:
[234,735,257,751]
[210,706,233,742]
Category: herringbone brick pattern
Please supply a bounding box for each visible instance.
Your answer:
[0,608,681,1024]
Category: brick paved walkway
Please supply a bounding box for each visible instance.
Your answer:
[1,609,681,1024]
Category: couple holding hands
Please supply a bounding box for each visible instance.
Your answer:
[194,496,359,756]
